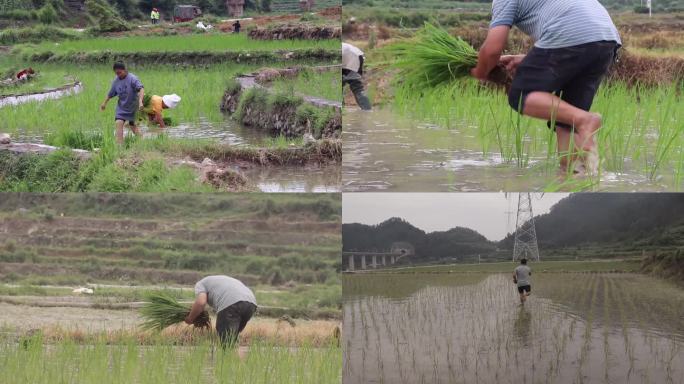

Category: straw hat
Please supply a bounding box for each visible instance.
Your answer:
[162,94,181,109]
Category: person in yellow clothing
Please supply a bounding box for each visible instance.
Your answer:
[144,94,181,129]
[150,8,160,24]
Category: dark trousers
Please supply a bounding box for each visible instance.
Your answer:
[343,68,372,111]
[216,301,257,347]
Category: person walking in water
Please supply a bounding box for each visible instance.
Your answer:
[100,62,144,145]
[513,258,532,304]
[185,275,257,347]
[471,0,621,175]
[342,42,372,111]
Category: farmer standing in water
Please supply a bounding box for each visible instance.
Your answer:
[185,275,257,347]
[342,42,372,111]
[513,258,532,304]
[100,62,145,145]
[470,0,621,174]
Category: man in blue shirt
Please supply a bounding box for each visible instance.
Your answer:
[100,62,145,145]
[471,0,621,174]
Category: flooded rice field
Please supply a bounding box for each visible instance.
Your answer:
[342,273,684,384]
[12,118,269,147]
[0,82,83,108]
[342,109,679,192]
[244,164,341,192]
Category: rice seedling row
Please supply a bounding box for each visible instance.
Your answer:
[342,271,684,384]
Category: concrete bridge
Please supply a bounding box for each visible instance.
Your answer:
[343,242,415,271]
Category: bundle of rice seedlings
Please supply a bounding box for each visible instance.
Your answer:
[387,22,509,90]
[162,116,176,126]
[140,292,211,331]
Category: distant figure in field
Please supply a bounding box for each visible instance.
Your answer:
[100,62,144,145]
[233,20,241,33]
[342,42,372,111]
[16,67,35,81]
[513,258,532,304]
[185,275,257,347]
[150,8,160,24]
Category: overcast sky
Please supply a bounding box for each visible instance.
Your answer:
[343,193,570,241]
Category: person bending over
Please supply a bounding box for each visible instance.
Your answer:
[343,42,372,111]
[471,0,621,174]
[185,275,257,347]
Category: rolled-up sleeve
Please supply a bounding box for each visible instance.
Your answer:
[194,281,206,296]
[133,76,143,92]
[107,82,117,98]
[490,0,518,28]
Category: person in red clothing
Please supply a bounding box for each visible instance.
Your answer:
[16,68,35,80]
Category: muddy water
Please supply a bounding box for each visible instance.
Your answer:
[343,273,684,384]
[0,83,83,108]
[342,108,675,192]
[12,117,269,147]
[10,119,340,192]
[243,164,341,192]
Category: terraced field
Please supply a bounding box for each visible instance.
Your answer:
[0,193,342,322]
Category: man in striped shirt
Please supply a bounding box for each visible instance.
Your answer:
[471,0,621,174]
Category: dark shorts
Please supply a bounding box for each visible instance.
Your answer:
[517,285,531,294]
[216,301,257,347]
[115,118,136,126]
[508,41,619,130]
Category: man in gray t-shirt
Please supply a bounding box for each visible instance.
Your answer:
[513,258,532,304]
[184,275,257,347]
[100,62,145,145]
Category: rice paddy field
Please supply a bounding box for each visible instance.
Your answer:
[344,82,683,192]
[18,33,339,54]
[342,266,684,384]
[270,69,342,102]
[1,30,341,192]
[342,12,684,192]
[0,193,342,383]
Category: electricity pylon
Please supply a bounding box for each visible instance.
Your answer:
[512,193,540,262]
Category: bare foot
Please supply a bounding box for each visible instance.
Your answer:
[585,146,600,175]
[576,113,602,152]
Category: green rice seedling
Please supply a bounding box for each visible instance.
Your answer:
[386,22,508,91]
[270,69,341,102]
[21,34,340,55]
[140,291,211,331]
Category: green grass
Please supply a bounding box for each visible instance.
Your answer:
[270,70,341,102]
[0,338,341,384]
[0,63,252,135]
[21,33,340,54]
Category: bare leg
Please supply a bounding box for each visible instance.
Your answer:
[115,119,125,145]
[556,127,573,173]
[524,92,602,153]
[519,292,525,304]
[128,123,142,138]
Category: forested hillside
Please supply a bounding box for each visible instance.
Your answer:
[343,194,684,264]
